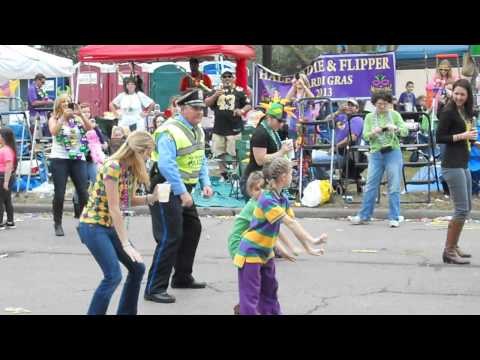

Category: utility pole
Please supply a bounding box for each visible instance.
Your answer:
[262,45,272,69]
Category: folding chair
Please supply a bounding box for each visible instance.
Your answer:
[296,97,335,201]
[399,111,439,203]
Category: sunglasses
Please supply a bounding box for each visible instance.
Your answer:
[222,75,233,79]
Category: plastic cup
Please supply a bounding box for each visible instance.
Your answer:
[282,139,295,160]
[157,183,171,203]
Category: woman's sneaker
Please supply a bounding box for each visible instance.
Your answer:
[0,223,6,231]
[389,220,400,228]
[350,216,369,225]
[6,222,16,229]
[389,216,404,228]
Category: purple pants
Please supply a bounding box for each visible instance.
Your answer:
[238,259,281,315]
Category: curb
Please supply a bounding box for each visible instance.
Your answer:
[12,203,480,220]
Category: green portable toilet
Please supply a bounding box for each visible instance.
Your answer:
[150,63,187,110]
[471,45,480,57]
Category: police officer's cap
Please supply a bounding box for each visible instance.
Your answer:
[176,89,206,107]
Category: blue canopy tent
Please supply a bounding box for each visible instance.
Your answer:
[395,45,469,69]
[396,45,469,60]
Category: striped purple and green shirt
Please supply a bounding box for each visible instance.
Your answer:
[234,190,295,268]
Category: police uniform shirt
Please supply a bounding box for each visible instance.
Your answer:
[210,87,250,136]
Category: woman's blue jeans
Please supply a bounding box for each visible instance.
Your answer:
[77,222,145,315]
[358,149,403,221]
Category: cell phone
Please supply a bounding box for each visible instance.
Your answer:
[68,102,75,110]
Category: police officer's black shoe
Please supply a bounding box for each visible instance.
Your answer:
[171,280,207,289]
[54,224,65,237]
[144,291,176,303]
[73,202,81,219]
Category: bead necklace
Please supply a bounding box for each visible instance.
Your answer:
[55,116,88,160]
[120,162,133,229]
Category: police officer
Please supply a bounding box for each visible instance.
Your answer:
[145,89,213,304]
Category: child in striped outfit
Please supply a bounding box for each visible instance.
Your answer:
[228,170,302,314]
[233,157,327,315]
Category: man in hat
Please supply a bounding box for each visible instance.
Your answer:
[205,69,251,179]
[334,98,363,152]
[145,89,213,304]
[28,73,54,135]
[179,58,213,93]
[312,98,364,186]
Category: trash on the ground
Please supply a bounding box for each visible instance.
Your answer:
[433,216,452,222]
[4,307,31,314]
[0,253,8,259]
[431,221,448,225]
[352,249,378,253]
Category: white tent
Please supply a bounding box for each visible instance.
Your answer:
[0,45,74,81]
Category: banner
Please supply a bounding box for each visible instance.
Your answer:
[254,52,396,105]
[0,80,19,97]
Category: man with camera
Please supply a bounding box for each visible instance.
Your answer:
[350,91,408,228]
[205,69,251,180]
[28,73,54,136]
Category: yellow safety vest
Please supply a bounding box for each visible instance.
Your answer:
[151,117,205,185]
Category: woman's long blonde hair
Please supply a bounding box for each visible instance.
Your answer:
[53,94,71,118]
[436,60,454,83]
[109,130,154,189]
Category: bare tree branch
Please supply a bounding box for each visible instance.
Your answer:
[286,45,311,67]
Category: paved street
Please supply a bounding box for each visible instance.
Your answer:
[2,213,480,315]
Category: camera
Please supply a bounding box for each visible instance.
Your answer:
[380,146,393,154]
[67,102,75,110]
[382,127,389,132]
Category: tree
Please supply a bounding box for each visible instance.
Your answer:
[38,45,83,62]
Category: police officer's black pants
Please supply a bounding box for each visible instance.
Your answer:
[145,193,202,295]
